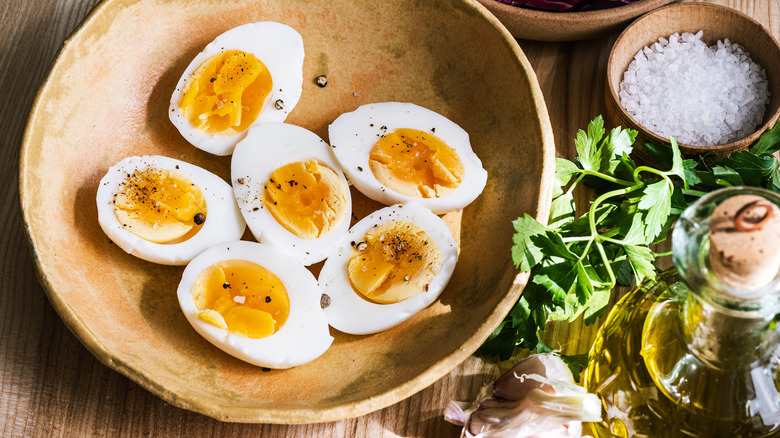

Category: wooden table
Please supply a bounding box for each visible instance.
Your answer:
[2,0,777,436]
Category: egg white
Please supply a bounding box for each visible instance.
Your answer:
[96,155,246,265]
[231,123,352,266]
[328,102,488,214]
[318,202,458,335]
[177,240,333,369]
[169,22,304,156]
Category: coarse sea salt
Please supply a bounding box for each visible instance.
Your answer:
[619,31,770,146]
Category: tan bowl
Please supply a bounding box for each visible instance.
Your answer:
[19,0,554,424]
[606,3,780,160]
[475,0,674,42]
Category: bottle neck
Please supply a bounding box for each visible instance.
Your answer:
[672,188,780,368]
[683,288,778,368]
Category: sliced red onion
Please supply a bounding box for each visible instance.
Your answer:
[494,0,637,12]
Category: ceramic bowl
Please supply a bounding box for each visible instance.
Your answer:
[475,0,674,42]
[605,3,780,159]
[19,0,555,424]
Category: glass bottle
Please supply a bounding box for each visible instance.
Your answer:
[585,187,780,438]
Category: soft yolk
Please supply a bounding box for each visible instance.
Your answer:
[348,221,441,304]
[191,260,290,338]
[263,160,348,239]
[369,128,465,198]
[179,50,272,135]
[114,168,206,244]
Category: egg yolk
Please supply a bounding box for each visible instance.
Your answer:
[114,168,206,244]
[191,260,290,338]
[348,221,441,304]
[369,128,465,198]
[179,50,272,135]
[262,159,348,239]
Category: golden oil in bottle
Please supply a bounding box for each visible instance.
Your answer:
[586,188,780,438]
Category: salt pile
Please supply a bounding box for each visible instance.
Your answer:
[619,31,770,146]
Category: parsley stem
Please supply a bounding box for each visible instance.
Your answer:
[577,238,595,265]
[566,170,633,196]
[579,170,634,186]
[683,188,709,198]
[599,236,630,246]
[652,250,673,257]
[588,186,641,237]
[601,228,622,238]
[595,240,617,290]
[633,166,667,183]
[561,236,594,243]
[565,174,584,196]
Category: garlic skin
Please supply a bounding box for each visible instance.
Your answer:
[444,354,602,438]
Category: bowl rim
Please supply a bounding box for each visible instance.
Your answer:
[18,0,556,424]
[606,2,780,153]
[474,0,677,42]
[477,0,676,22]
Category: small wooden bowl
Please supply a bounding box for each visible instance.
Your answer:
[605,3,780,160]
[475,0,674,42]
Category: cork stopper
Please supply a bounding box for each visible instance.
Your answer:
[708,194,780,292]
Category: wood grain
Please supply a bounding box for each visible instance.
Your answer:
[2,0,777,436]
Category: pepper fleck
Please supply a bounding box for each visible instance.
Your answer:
[320,294,331,309]
[274,99,285,110]
[265,296,272,303]
[193,213,206,225]
[315,75,328,87]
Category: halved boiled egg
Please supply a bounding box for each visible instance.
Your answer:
[318,202,458,335]
[96,155,245,265]
[232,123,352,266]
[328,102,488,214]
[177,240,333,368]
[169,22,304,156]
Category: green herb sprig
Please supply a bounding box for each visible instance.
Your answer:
[480,117,780,365]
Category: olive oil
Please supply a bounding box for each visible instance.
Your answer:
[586,188,780,438]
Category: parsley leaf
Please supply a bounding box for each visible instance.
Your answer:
[511,215,546,272]
[587,115,605,144]
[575,128,601,171]
[554,158,580,197]
[715,151,777,187]
[533,260,579,305]
[750,121,780,157]
[548,193,575,228]
[560,353,590,383]
[624,244,657,283]
[638,180,671,242]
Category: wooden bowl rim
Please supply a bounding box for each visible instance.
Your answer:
[475,0,676,41]
[480,0,673,22]
[18,0,556,423]
[606,2,780,153]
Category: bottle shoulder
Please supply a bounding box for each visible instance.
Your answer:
[586,268,780,437]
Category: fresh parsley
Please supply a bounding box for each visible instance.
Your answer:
[480,117,780,362]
